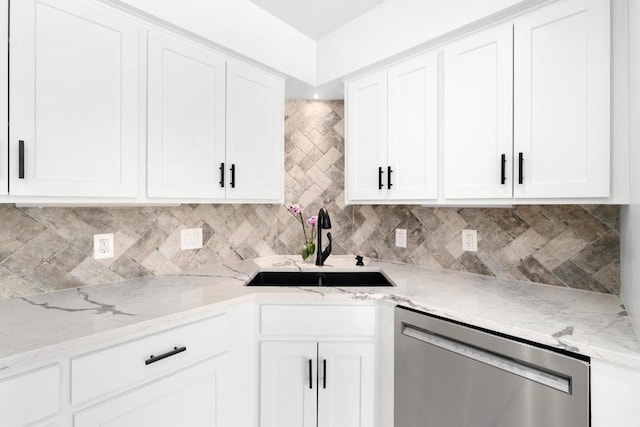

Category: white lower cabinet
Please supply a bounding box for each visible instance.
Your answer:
[260,341,374,427]
[0,364,60,427]
[74,355,227,427]
[591,358,640,427]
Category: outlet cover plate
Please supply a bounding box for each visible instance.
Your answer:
[395,228,407,248]
[181,228,203,250]
[93,233,114,259]
[462,229,478,252]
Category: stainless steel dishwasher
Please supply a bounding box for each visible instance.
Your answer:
[395,306,590,427]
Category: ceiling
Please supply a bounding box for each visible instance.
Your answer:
[247,0,388,40]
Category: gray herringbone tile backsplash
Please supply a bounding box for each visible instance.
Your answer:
[0,100,619,298]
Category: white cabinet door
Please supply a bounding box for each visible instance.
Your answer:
[9,0,139,197]
[0,365,60,427]
[74,355,227,427]
[443,23,514,199]
[260,341,318,427]
[147,30,226,199]
[226,61,284,203]
[260,341,375,427]
[0,1,7,196]
[317,342,375,427]
[387,52,438,200]
[346,70,388,201]
[513,0,610,198]
[591,359,640,427]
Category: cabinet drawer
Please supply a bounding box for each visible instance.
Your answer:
[71,314,228,405]
[0,365,60,426]
[260,305,376,336]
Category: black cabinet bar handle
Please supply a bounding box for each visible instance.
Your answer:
[500,154,506,185]
[219,162,225,187]
[145,346,186,365]
[387,166,393,190]
[230,164,236,188]
[18,140,25,179]
[378,167,383,190]
[323,359,327,389]
[518,152,524,185]
[308,359,313,389]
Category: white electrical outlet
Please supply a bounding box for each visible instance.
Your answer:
[461,229,478,252]
[93,233,114,259]
[395,228,407,248]
[181,228,203,250]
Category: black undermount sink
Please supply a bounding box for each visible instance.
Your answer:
[246,271,394,287]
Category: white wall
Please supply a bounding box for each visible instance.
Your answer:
[316,0,549,84]
[113,0,316,84]
[621,0,640,334]
[111,0,557,89]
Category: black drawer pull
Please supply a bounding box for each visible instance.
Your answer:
[378,167,383,190]
[518,152,524,185]
[308,359,313,389]
[323,359,327,389]
[387,166,393,189]
[219,162,225,187]
[18,140,25,179]
[500,154,506,185]
[145,346,186,365]
[230,164,236,188]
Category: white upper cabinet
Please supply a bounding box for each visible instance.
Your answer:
[0,2,7,196]
[346,51,438,203]
[9,0,140,197]
[443,23,514,199]
[147,29,226,199]
[387,53,439,201]
[513,0,610,198]
[226,61,284,203]
[346,70,388,201]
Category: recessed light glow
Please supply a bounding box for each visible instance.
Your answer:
[313,93,319,99]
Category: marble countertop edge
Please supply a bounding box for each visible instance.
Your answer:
[1,255,639,373]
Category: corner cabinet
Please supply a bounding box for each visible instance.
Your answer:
[260,341,374,427]
[9,0,140,198]
[146,30,284,203]
[346,52,438,203]
[259,304,378,427]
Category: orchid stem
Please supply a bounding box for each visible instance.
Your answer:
[299,213,309,241]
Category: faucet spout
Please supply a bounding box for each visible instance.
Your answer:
[315,208,332,266]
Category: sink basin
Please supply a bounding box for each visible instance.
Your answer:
[246,271,394,287]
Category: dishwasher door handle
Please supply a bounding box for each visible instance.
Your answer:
[401,324,571,393]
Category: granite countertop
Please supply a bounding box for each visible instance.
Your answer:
[1,255,639,372]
